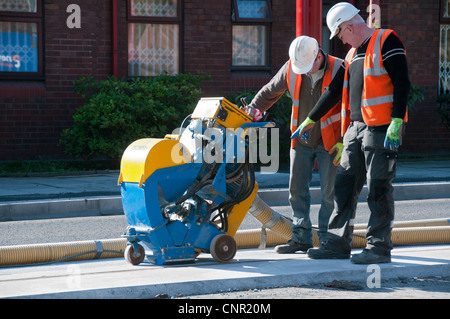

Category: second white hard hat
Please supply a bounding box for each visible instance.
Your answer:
[289,36,319,75]
[326,2,360,39]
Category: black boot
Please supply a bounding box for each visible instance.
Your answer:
[307,245,350,259]
[351,249,391,264]
[274,240,313,254]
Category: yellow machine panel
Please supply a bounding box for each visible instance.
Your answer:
[226,183,259,237]
[118,138,192,187]
[191,97,252,128]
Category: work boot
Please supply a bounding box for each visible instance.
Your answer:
[351,249,391,264]
[274,240,313,254]
[307,246,350,259]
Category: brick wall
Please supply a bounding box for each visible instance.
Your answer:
[1,0,448,161]
[385,0,450,154]
[0,82,45,159]
[0,0,113,160]
[1,0,297,161]
[183,0,296,96]
[357,0,450,154]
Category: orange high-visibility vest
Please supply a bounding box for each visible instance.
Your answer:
[287,54,343,150]
[341,29,408,135]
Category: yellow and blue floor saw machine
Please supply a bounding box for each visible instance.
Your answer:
[118,97,283,265]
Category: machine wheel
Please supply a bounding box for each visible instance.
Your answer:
[210,234,237,263]
[125,244,145,265]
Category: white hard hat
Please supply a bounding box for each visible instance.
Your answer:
[288,36,319,74]
[326,2,360,39]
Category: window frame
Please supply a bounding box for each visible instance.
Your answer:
[440,0,450,93]
[126,0,182,77]
[0,0,44,79]
[231,22,271,71]
[231,0,273,71]
[127,0,182,24]
[441,0,450,24]
[232,0,273,23]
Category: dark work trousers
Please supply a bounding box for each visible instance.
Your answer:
[326,121,398,256]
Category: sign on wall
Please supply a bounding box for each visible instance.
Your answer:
[0,22,38,73]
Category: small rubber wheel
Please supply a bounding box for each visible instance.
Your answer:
[210,234,236,263]
[124,244,145,265]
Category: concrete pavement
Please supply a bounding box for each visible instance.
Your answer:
[1,157,450,201]
[0,157,449,299]
[1,244,449,299]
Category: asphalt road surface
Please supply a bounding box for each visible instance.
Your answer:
[177,275,450,299]
[1,198,449,300]
[0,198,449,246]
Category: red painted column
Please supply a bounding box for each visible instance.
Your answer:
[296,0,323,45]
[296,0,303,37]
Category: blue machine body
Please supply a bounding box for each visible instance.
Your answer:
[121,162,226,264]
[119,98,275,265]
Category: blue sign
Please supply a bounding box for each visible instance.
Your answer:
[0,32,38,72]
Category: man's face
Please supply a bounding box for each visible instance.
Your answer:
[307,52,322,74]
[337,22,355,47]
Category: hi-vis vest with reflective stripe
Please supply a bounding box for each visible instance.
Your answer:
[341,29,408,135]
[287,54,343,150]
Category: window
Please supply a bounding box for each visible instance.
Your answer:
[232,0,272,69]
[440,25,450,93]
[440,0,450,92]
[127,0,181,76]
[441,0,450,24]
[0,0,43,78]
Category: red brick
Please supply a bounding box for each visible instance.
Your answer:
[1,0,448,160]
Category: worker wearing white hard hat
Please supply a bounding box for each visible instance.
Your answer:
[326,2,360,40]
[288,35,319,75]
[241,36,345,254]
[295,2,411,264]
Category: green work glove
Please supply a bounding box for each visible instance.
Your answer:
[291,117,316,141]
[329,142,344,166]
[384,118,403,150]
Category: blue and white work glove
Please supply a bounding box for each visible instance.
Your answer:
[291,117,316,141]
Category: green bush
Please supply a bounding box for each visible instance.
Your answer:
[60,73,210,159]
[408,84,426,112]
[437,93,450,130]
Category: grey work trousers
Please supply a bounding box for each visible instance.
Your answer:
[289,143,337,245]
[326,121,398,256]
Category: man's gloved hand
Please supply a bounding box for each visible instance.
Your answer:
[241,106,263,122]
[329,142,344,166]
[291,117,315,141]
[384,118,403,150]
